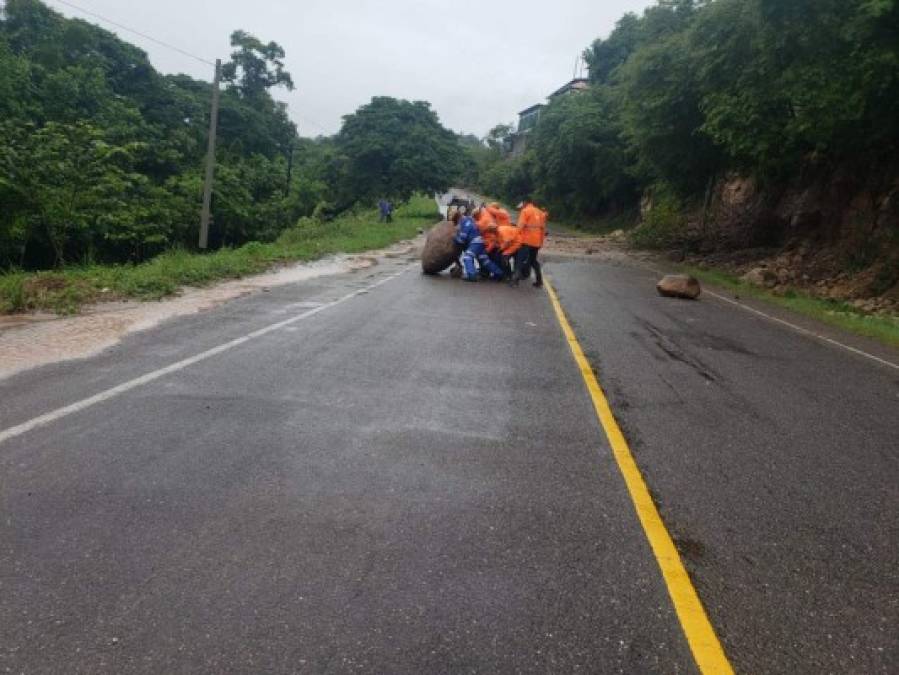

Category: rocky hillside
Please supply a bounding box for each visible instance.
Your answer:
[654,164,899,314]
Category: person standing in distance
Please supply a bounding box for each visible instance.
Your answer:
[515,197,548,288]
[378,199,393,223]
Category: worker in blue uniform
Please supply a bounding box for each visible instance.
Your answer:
[453,209,504,282]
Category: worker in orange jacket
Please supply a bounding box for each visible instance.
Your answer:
[486,203,513,229]
[514,198,548,287]
[473,205,506,279]
[496,218,522,283]
[474,206,499,254]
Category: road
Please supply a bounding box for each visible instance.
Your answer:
[1,246,897,673]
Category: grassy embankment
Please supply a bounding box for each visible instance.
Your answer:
[0,195,437,315]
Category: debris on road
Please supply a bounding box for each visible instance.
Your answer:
[421,220,462,274]
[541,232,631,263]
[656,274,702,300]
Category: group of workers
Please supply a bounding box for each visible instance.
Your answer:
[452,198,548,287]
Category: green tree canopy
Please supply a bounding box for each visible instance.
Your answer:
[221,30,294,100]
[336,97,462,204]
[479,0,899,224]
[0,0,312,268]
[529,88,636,215]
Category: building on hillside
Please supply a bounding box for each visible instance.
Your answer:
[508,78,590,156]
[510,104,544,156]
[517,103,544,132]
[548,77,590,100]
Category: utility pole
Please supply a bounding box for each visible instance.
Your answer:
[199,58,222,250]
[284,138,294,197]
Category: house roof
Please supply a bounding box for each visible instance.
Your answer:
[518,103,545,116]
[548,78,590,99]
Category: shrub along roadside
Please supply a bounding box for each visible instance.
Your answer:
[628,187,689,250]
[681,266,899,349]
[0,195,438,315]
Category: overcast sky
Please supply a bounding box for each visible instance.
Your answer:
[46,0,654,138]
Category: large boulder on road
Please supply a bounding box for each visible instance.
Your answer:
[656,274,701,300]
[421,220,461,274]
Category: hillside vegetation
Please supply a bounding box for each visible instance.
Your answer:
[0,0,461,279]
[0,195,437,314]
[473,0,898,304]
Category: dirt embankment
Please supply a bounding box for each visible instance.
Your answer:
[645,166,899,314]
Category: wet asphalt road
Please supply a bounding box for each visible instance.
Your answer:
[1,252,897,673]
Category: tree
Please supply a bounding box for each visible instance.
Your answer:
[0,2,315,267]
[529,88,636,216]
[692,0,899,177]
[0,122,146,266]
[618,27,725,194]
[584,13,641,85]
[0,37,32,122]
[221,30,294,100]
[484,124,514,152]
[336,97,462,204]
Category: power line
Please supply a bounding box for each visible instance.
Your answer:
[44,0,335,136]
[48,0,216,67]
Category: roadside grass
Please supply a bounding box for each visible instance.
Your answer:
[0,195,437,315]
[683,265,899,348]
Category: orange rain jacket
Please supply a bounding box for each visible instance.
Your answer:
[497,223,522,256]
[517,203,547,248]
[486,204,513,229]
[475,208,499,252]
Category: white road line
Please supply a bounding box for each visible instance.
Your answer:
[703,288,899,371]
[638,261,899,371]
[0,268,410,446]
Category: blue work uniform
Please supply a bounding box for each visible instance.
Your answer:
[454,216,504,281]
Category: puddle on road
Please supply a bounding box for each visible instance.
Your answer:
[0,248,407,381]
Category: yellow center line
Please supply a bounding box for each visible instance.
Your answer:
[544,278,734,675]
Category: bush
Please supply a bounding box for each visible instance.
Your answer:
[629,186,688,249]
[0,194,439,314]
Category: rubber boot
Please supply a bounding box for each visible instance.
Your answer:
[532,258,543,288]
[462,252,479,281]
